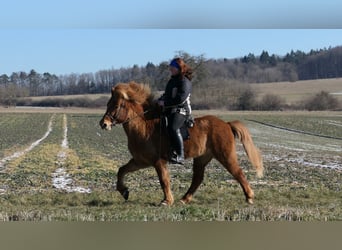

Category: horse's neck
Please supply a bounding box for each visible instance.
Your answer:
[122,104,160,139]
[123,116,158,140]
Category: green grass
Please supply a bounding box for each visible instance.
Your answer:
[0,111,341,221]
[0,113,51,157]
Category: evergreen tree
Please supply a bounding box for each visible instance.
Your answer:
[259,51,270,64]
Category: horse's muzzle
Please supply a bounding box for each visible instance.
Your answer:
[99,117,113,130]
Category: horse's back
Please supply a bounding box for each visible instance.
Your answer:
[185,115,234,158]
[193,115,233,135]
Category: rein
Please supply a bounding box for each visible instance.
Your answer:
[107,103,150,126]
[121,109,150,125]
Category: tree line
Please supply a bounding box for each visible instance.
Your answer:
[1,46,341,110]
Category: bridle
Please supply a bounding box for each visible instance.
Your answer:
[105,102,126,126]
[105,101,149,126]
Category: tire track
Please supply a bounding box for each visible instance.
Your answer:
[51,114,91,193]
[0,115,54,169]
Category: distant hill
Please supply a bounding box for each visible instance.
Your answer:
[250,78,342,104]
[1,46,342,110]
[12,78,341,111]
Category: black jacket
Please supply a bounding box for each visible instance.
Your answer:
[162,75,192,107]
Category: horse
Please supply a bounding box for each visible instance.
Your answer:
[99,81,264,206]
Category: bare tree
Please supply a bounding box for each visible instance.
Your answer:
[259,94,285,110]
[302,91,340,110]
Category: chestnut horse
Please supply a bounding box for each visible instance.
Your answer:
[100,82,263,206]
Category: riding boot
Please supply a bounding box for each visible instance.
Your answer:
[170,129,185,165]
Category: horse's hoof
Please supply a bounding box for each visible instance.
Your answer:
[179,199,186,205]
[247,198,254,205]
[180,195,192,204]
[122,190,129,200]
[160,201,168,206]
[160,200,174,206]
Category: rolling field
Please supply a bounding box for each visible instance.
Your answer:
[250,78,342,104]
[0,109,341,221]
[19,78,342,106]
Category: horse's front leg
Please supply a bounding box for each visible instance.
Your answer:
[117,158,143,201]
[154,159,174,206]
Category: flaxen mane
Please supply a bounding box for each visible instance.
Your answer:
[114,81,153,105]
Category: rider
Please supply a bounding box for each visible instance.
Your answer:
[158,58,193,165]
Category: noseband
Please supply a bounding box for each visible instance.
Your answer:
[105,102,126,126]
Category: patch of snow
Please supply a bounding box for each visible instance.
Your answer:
[263,153,342,170]
[52,167,91,193]
[325,120,342,127]
[52,114,91,194]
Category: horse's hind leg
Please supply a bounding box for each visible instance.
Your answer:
[217,153,255,204]
[117,158,144,201]
[181,154,212,204]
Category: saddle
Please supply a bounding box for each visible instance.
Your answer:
[161,115,195,140]
[181,116,195,140]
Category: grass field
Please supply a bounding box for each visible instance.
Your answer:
[0,109,341,221]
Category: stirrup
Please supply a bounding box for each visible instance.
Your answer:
[169,155,184,165]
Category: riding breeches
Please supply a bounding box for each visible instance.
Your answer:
[167,112,186,156]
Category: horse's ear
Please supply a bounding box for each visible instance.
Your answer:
[111,86,116,95]
[121,91,129,101]
[116,87,129,100]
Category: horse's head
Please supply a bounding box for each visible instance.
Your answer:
[99,82,152,130]
[99,85,128,130]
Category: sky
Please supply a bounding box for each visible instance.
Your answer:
[1,0,342,75]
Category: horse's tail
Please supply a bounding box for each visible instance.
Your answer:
[228,120,264,178]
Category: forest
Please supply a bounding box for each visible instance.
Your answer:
[1,46,341,110]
